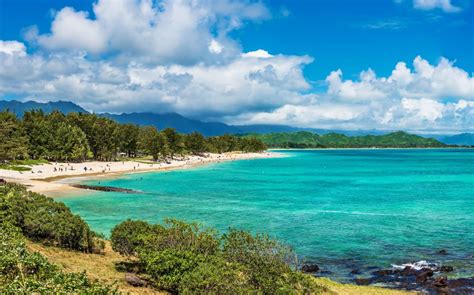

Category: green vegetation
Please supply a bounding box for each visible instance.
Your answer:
[245,131,446,148]
[0,110,266,164]
[111,219,324,294]
[0,183,102,252]
[0,183,117,293]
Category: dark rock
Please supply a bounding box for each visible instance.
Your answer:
[416,269,434,283]
[350,269,361,275]
[71,184,140,193]
[372,269,394,276]
[437,249,449,255]
[0,179,6,184]
[437,266,454,273]
[433,276,448,288]
[355,278,371,285]
[125,273,147,287]
[301,263,320,273]
[399,266,417,276]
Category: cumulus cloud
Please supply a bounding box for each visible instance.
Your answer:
[1,0,473,133]
[27,0,270,65]
[413,0,461,12]
[230,56,474,132]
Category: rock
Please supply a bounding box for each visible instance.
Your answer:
[399,266,417,276]
[301,263,320,273]
[437,249,449,255]
[416,269,434,283]
[0,179,6,184]
[437,266,454,272]
[372,269,394,276]
[71,184,140,193]
[433,276,448,288]
[125,273,147,287]
[355,278,371,285]
[350,269,361,275]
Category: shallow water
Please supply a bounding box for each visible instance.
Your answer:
[60,149,474,281]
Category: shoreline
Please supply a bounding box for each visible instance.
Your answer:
[0,151,280,197]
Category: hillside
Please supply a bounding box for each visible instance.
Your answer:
[0,100,87,117]
[246,131,447,148]
[439,133,474,146]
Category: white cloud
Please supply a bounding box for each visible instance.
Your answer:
[1,0,473,133]
[413,0,461,12]
[0,41,26,56]
[27,0,270,65]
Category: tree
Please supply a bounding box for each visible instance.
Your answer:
[114,124,139,157]
[162,128,184,158]
[138,126,168,161]
[0,112,29,161]
[185,132,206,155]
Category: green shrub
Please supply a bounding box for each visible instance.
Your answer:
[179,257,253,294]
[111,219,152,256]
[222,228,296,293]
[142,249,207,292]
[0,183,100,252]
[0,222,118,294]
[139,218,219,256]
[112,219,325,294]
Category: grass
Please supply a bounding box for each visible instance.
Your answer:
[314,277,417,295]
[26,240,164,295]
[26,240,417,295]
[0,159,50,171]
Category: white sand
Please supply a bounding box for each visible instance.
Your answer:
[0,152,279,196]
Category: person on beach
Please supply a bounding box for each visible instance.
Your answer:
[84,167,87,172]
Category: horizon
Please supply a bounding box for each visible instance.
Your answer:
[1,0,473,133]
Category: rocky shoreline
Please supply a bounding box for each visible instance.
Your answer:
[301,257,474,294]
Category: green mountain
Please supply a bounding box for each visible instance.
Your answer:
[245,131,447,148]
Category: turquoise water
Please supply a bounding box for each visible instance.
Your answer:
[60,149,474,281]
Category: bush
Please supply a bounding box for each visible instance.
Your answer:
[0,222,118,294]
[111,219,152,256]
[139,218,219,256]
[179,257,253,294]
[0,183,100,252]
[111,219,325,294]
[222,228,296,292]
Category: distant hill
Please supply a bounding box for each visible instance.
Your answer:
[0,100,470,143]
[438,133,474,146]
[102,112,236,136]
[0,100,87,117]
[245,131,447,148]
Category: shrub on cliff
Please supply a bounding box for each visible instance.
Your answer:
[0,183,102,252]
[0,222,118,294]
[111,219,324,294]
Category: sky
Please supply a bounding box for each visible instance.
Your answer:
[0,0,473,133]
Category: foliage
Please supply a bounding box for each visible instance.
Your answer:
[110,219,152,256]
[0,111,29,161]
[0,222,118,294]
[111,219,324,294]
[0,183,101,252]
[246,131,446,148]
[0,110,266,162]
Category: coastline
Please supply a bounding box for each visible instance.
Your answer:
[0,151,280,197]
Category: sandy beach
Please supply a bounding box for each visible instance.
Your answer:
[0,152,278,197]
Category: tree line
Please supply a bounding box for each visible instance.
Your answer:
[0,110,266,162]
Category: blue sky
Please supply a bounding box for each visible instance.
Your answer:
[0,0,473,132]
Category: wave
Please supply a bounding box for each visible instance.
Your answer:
[313,210,412,217]
[391,260,438,271]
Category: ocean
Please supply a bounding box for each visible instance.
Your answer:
[60,149,474,281]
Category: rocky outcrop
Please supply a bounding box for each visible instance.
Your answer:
[71,184,140,193]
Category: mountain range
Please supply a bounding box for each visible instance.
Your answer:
[1,100,472,146]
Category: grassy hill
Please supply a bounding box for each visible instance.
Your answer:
[245,131,447,148]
